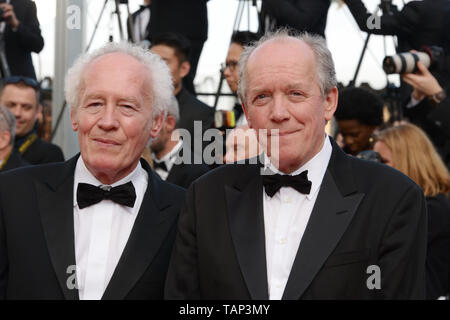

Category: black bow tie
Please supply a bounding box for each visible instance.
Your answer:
[262,170,312,197]
[77,181,136,209]
[153,160,168,172]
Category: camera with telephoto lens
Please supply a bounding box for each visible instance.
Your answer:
[382,46,445,75]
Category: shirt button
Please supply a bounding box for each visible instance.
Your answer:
[279,237,287,244]
[285,197,292,203]
[276,284,282,289]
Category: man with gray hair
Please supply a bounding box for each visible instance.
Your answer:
[150,96,209,189]
[165,30,427,299]
[0,105,27,172]
[0,42,185,299]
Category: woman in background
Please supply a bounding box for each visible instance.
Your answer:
[374,123,450,299]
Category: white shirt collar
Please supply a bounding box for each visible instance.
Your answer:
[152,139,183,172]
[73,156,146,209]
[263,135,332,200]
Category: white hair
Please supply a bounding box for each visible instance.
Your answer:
[238,29,337,103]
[0,104,16,145]
[64,41,173,118]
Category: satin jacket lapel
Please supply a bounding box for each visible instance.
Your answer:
[282,140,365,300]
[36,156,79,300]
[102,161,178,300]
[225,164,269,300]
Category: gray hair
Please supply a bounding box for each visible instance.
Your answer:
[238,29,337,103]
[64,41,174,118]
[166,95,180,123]
[0,105,16,145]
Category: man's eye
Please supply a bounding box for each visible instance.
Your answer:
[88,102,102,107]
[256,94,267,99]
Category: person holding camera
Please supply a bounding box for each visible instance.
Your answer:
[0,0,44,79]
[343,0,449,53]
[402,61,450,167]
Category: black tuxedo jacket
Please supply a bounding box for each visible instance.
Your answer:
[426,194,450,299]
[165,138,427,299]
[1,150,28,172]
[3,0,44,79]
[0,155,185,299]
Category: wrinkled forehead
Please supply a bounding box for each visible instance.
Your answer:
[246,38,318,78]
[79,53,153,102]
[84,52,151,83]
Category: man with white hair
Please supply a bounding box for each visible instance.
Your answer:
[0,42,185,299]
[165,30,427,299]
[0,105,27,172]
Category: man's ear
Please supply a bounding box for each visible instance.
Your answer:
[324,87,338,122]
[0,131,11,149]
[165,115,177,132]
[179,60,191,79]
[70,108,78,131]
[150,111,164,138]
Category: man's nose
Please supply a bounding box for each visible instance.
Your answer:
[269,95,290,123]
[97,105,120,130]
[12,106,22,119]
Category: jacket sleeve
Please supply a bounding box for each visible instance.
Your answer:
[10,0,44,53]
[344,0,420,37]
[376,183,427,299]
[262,0,330,31]
[164,181,201,299]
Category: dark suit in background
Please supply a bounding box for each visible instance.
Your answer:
[3,0,44,79]
[163,147,210,189]
[127,4,151,43]
[14,130,64,165]
[165,138,427,299]
[0,156,185,299]
[176,87,214,143]
[147,0,209,93]
[0,149,27,172]
[259,0,331,38]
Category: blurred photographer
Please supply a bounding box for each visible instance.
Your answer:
[343,0,449,53]
[259,0,331,37]
[402,60,450,167]
[0,0,44,79]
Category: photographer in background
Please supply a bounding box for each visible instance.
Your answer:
[259,0,331,38]
[343,0,449,53]
[402,61,450,167]
[0,0,44,80]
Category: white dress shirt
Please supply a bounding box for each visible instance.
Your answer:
[73,157,148,300]
[152,139,183,180]
[263,135,332,300]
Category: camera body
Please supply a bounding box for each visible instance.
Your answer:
[382,46,445,74]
